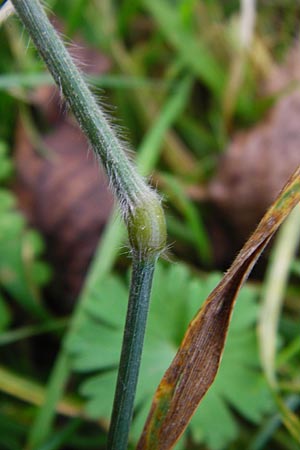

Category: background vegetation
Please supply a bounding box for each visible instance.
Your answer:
[0,0,300,449]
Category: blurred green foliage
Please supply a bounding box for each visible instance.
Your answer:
[0,142,51,320]
[0,0,299,449]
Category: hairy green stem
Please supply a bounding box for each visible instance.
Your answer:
[28,74,186,447]
[9,0,166,448]
[108,258,156,449]
[10,0,158,217]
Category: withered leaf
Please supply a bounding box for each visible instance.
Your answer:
[13,35,113,304]
[208,91,300,242]
[137,166,300,450]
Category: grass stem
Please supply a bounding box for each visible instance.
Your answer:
[107,258,156,449]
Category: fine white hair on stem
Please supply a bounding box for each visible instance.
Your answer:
[49,28,138,192]
[11,0,163,241]
[63,48,137,166]
[39,0,51,15]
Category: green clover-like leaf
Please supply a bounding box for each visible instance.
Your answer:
[67,262,274,449]
[0,189,51,318]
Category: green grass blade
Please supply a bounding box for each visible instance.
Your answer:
[138,75,192,175]
[258,204,300,443]
[0,318,67,346]
[0,72,169,91]
[36,419,81,450]
[162,173,212,264]
[65,0,87,36]
[259,204,300,386]
[0,365,81,417]
[248,396,300,450]
[143,0,225,95]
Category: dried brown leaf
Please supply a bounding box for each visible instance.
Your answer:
[137,166,300,450]
[13,35,112,303]
[208,92,300,242]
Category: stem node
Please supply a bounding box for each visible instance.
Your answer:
[128,196,167,259]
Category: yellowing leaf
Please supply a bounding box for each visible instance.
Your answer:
[137,166,300,450]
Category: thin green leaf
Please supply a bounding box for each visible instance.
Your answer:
[0,191,50,319]
[0,292,11,331]
[143,0,225,95]
[36,419,81,450]
[138,76,192,175]
[0,366,83,417]
[161,173,212,263]
[0,72,169,91]
[0,142,13,181]
[248,396,300,450]
[259,204,300,386]
[275,395,300,443]
[0,318,67,346]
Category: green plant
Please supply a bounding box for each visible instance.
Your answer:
[67,261,274,449]
[2,2,300,450]
[7,1,166,449]
[0,141,51,321]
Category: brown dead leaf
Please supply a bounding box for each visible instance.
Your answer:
[15,120,113,305]
[205,44,300,248]
[137,166,300,450]
[208,91,300,242]
[261,43,300,96]
[14,36,113,305]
